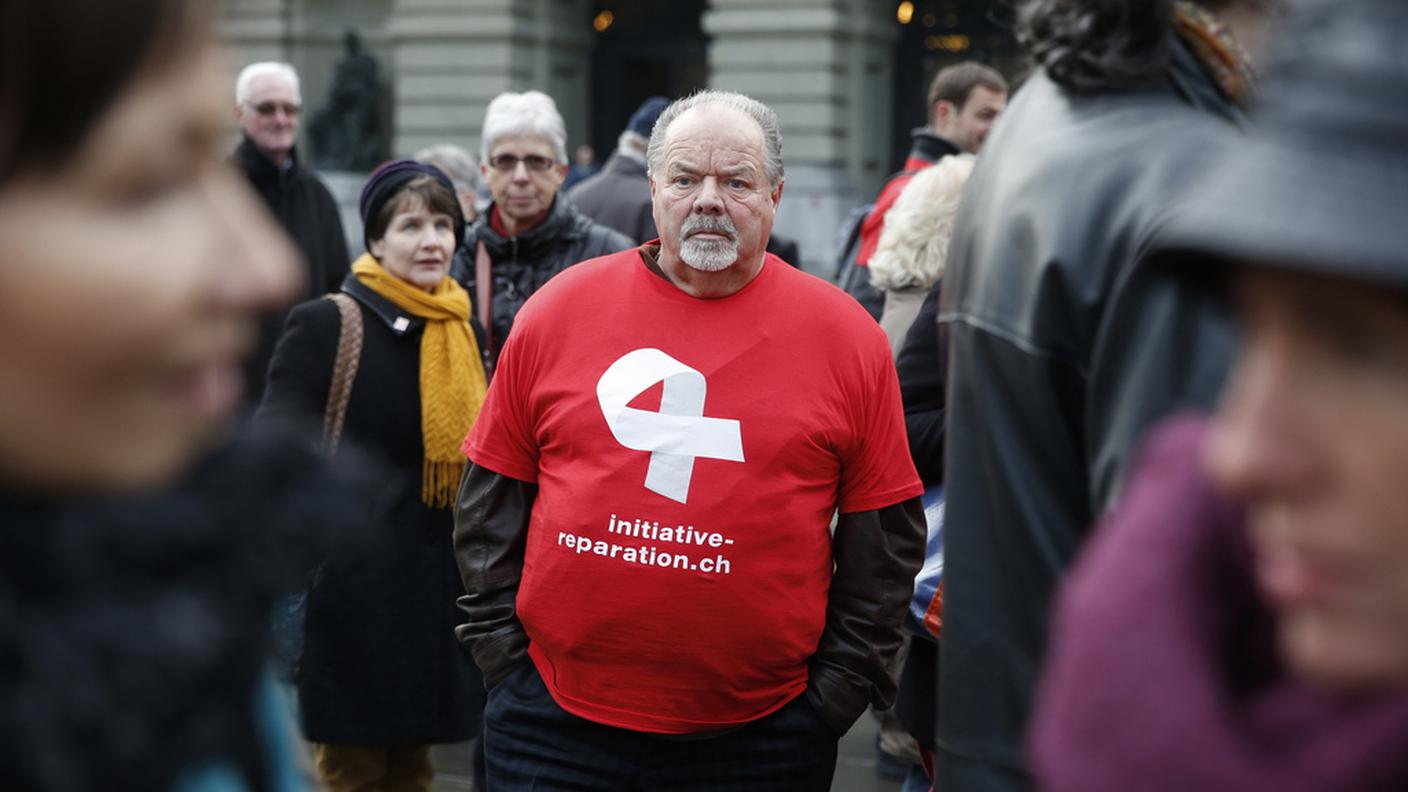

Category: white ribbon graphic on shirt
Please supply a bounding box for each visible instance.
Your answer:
[596,348,744,504]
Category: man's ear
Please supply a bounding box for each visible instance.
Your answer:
[770,179,784,212]
[932,100,956,133]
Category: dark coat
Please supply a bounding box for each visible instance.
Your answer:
[566,153,656,244]
[894,281,945,487]
[765,234,802,269]
[258,277,482,745]
[451,196,633,361]
[0,432,370,791]
[234,137,350,406]
[935,41,1245,790]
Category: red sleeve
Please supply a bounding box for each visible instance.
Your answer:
[836,330,924,513]
[462,326,542,482]
[855,172,916,266]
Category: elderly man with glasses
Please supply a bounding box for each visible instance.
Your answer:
[231,61,349,405]
[454,91,633,370]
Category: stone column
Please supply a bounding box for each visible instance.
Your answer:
[220,0,292,71]
[388,0,593,160]
[528,0,594,151]
[703,0,896,275]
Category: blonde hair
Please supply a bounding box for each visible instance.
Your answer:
[869,155,976,292]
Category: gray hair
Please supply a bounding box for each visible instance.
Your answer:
[646,90,784,187]
[480,91,568,166]
[617,129,648,158]
[235,62,300,106]
[414,143,481,193]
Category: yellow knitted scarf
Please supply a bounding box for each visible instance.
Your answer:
[352,254,487,508]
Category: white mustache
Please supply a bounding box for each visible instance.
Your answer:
[681,215,737,241]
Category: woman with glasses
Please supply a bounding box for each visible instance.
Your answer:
[455,91,632,368]
[260,161,489,792]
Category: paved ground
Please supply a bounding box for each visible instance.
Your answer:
[830,714,909,792]
[429,713,906,792]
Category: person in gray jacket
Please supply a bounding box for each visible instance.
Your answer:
[935,0,1279,789]
[567,96,670,244]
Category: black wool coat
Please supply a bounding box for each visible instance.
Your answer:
[235,137,351,406]
[258,277,483,745]
[894,280,946,487]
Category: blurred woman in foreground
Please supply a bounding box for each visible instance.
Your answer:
[1031,1,1408,789]
[0,1,352,789]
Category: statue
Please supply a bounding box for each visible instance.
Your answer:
[309,30,389,171]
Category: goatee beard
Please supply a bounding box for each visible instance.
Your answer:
[679,214,739,272]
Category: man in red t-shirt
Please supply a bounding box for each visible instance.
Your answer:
[455,90,926,790]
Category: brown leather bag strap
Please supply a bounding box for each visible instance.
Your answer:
[322,293,363,454]
[475,240,494,351]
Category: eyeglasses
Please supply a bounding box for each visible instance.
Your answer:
[489,154,555,172]
[251,101,302,117]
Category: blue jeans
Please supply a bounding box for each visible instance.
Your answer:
[484,665,838,791]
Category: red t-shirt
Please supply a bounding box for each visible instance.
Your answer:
[464,247,922,733]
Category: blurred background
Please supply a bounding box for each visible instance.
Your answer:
[220,0,1022,273]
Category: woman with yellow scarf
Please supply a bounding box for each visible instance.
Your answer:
[259,160,488,792]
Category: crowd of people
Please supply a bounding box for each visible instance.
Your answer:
[4,0,1408,790]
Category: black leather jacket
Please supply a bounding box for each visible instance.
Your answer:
[453,465,925,736]
[935,42,1245,789]
[452,196,632,362]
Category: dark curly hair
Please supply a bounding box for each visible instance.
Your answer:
[1018,0,1241,94]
